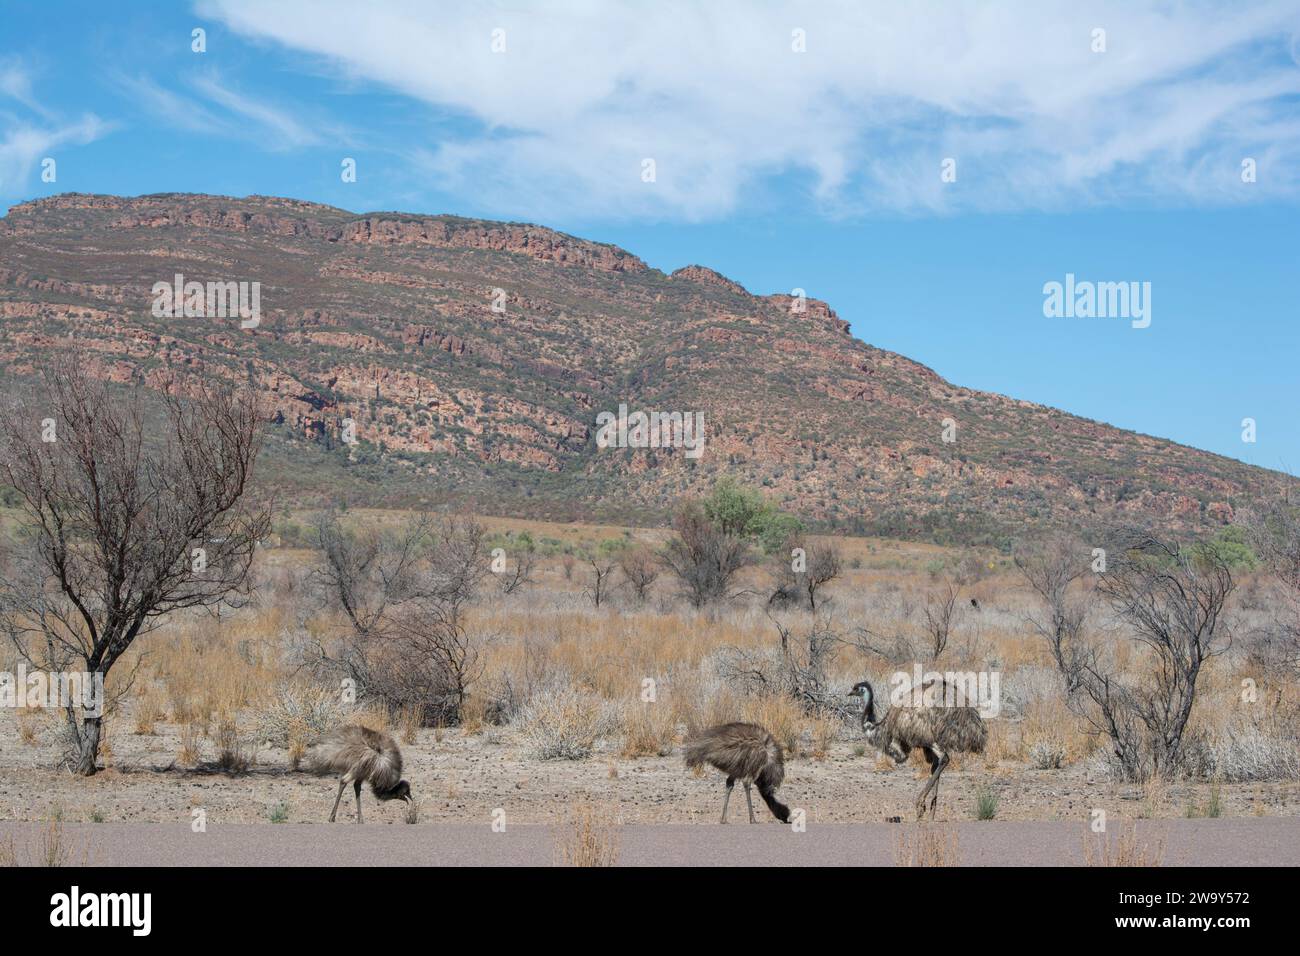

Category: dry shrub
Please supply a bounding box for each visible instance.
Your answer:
[894,823,960,866]
[132,690,165,735]
[1082,821,1166,866]
[739,694,801,755]
[806,714,837,761]
[556,801,620,867]
[215,713,249,773]
[0,818,90,867]
[460,694,488,735]
[620,702,677,757]
[17,710,40,746]
[398,703,424,745]
[518,688,622,760]
[178,722,201,766]
[253,681,345,749]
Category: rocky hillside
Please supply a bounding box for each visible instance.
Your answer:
[0,193,1287,545]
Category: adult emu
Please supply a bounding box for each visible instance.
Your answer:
[685,722,791,823]
[851,679,987,820]
[307,725,412,823]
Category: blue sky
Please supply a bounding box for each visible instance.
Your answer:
[2,0,1298,472]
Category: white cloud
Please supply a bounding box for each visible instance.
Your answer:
[0,59,109,198]
[111,73,330,149]
[200,0,1300,219]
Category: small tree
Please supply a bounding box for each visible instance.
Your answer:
[311,512,489,724]
[0,362,268,774]
[1017,532,1235,780]
[767,536,841,611]
[660,500,751,608]
[496,532,537,596]
[1098,534,1234,777]
[618,544,660,603]
[583,541,621,608]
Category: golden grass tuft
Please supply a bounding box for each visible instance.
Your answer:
[894,822,960,866]
[1082,821,1166,867]
[556,800,621,867]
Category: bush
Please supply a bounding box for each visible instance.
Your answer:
[517,689,623,760]
[1028,740,1066,770]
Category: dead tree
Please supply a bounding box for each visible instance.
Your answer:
[767,536,841,611]
[584,552,618,608]
[618,544,660,603]
[311,512,488,724]
[1097,533,1234,778]
[1016,532,1234,780]
[0,360,268,774]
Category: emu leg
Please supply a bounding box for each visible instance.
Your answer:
[329,778,346,823]
[924,754,950,820]
[743,782,756,824]
[720,776,735,823]
[916,756,946,820]
[353,780,364,824]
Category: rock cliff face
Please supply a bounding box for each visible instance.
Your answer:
[0,192,1286,541]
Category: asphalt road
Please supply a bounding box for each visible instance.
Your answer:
[3,818,1297,866]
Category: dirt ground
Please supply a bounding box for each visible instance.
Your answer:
[2,709,1296,827]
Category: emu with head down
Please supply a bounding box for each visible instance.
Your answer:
[851,678,987,820]
[307,725,412,823]
[684,722,791,824]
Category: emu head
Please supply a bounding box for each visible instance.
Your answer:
[378,780,412,803]
[850,680,905,762]
[850,680,878,725]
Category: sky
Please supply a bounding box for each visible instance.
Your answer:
[1,0,1297,472]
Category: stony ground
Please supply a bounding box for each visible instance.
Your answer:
[2,710,1296,828]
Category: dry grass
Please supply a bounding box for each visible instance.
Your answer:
[555,801,621,867]
[894,822,961,866]
[1082,821,1167,867]
[0,818,91,867]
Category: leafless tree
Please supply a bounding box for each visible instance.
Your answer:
[1240,496,1300,672]
[584,551,619,608]
[920,577,962,659]
[660,500,751,608]
[495,539,537,596]
[1017,532,1235,780]
[1098,533,1235,777]
[311,509,430,690]
[720,612,845,717]
[0,361,268,774]
[767,536,842,611]
[618,544,660,603]
[310,512,489,724]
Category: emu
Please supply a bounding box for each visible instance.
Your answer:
[851,678,987,820]
[307,725,412,823]
[684,722,791,824]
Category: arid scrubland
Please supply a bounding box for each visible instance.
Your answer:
[1,513,1296,827]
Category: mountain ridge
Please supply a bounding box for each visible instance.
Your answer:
[0,191,1288,546]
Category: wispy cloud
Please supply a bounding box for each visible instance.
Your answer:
[198,0,1300,220]
[110,72,331,150]
[0,58,109,198]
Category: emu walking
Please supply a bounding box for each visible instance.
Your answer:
[851,679,986,820]
[307,725,412,823]
[684,722,791,824]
